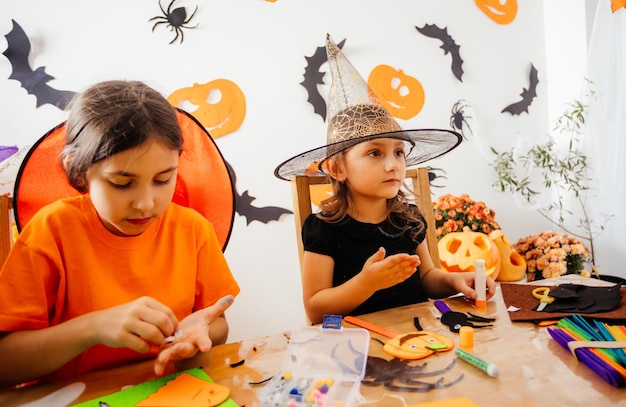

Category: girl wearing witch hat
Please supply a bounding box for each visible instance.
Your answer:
[275,35,496,324]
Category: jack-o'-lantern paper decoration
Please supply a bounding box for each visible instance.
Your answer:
[475,0,518,24]
[383,331,454,360]
[168,79,246,138]
[368,65,425,120]
[612,0,626,12]
[438,227,501,280]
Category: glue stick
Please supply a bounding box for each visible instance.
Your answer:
[475,259,486,310]
[455,348,499,378]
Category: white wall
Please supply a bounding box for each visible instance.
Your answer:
[1,1,611,342]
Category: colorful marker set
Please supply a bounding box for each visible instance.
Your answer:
[547,314,626,387]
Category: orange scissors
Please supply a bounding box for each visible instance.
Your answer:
[532,287,555,311]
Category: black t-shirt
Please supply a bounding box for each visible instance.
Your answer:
[302,208,429,316]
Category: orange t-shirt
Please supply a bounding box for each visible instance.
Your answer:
[0,194,240,380]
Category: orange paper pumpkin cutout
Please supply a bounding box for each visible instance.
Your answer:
[612,0,626,12]
[13,110,235,250]
[489,229,526,282]
[475,0,518,25]
[368,64,425,120]
[136,373,230,407]
[168,79,246,138]
[438,227,501,280]
[383,331,454,360]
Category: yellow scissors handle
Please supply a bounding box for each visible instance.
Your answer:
[532,287,555,303]
[532,287,555,311]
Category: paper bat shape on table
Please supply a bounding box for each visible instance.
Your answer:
[300,38,346,120]
[501,63,539,115]
[415,24,464,82]
[2,20,76,110]
[226,161,292,225]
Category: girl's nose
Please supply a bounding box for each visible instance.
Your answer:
[131,190,155,212]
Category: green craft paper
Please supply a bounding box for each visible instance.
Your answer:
[72,367,238,407]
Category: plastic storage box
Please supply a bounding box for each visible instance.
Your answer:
[260,315,370,406]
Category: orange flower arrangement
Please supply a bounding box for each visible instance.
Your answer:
[432,194,500,240]
[514,231,591,280]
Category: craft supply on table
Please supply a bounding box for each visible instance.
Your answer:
[434,300,496,333]
[259,315,370,407]
[72,367,237,407]
[474,259,487,310]
[532,287,555,311]
[343,315,454,360]
[459,326,474,350]
[454,348,499,378]
[547,315,626,388]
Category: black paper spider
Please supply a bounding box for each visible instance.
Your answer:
[449,99,473,139]
[149,0,198,44]
[362,356,463,392]
[427,166,448,190]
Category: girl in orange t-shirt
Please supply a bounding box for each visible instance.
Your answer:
[0,80,240,387]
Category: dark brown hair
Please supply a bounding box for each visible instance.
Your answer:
[60,80,183,193]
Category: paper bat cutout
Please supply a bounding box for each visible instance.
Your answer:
[226,161,292,225]
[416,24,464,82]
[2,20,76,110]
[300,38,346,120]
[501,63,539,115]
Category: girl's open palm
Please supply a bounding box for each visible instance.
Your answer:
[362,247,420,290]
[153,295,235,375]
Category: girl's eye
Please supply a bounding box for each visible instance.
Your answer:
[109,181,131,190]
[368,150,381,157]
[395,149,407,157]
[154,178,172,186]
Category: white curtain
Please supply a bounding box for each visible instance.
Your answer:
[584,2,626,278]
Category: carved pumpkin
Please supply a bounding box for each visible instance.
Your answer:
[168,79,246,138]
[475,0,518,25]
[438,227,501,279]
[368,64,425,120]
[489,229,526,282]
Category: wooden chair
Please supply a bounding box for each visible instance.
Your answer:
[290,167,440,271]
[0,196,13,266]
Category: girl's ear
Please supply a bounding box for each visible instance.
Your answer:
[324,156,346,182]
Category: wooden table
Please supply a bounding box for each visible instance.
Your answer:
[1,285,625,406]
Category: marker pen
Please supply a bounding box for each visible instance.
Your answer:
[474,259,486,310]
[455,348,499,378]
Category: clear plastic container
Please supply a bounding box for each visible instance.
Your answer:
[259,316,370,406]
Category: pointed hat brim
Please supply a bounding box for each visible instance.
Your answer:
[274,128,461,180]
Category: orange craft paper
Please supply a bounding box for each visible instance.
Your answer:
[408,397,480,407]
[612,0,626,12]
[136,373,230,407]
